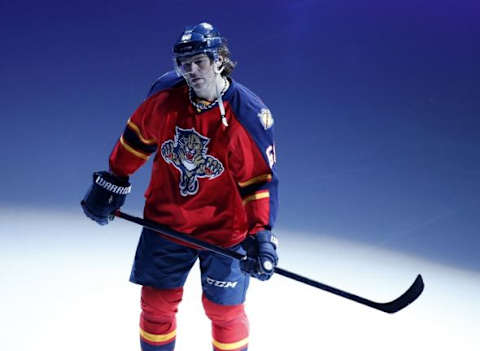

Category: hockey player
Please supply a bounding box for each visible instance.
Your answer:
[81,22,279,351]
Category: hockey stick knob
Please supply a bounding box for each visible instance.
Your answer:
[262,260,274,272]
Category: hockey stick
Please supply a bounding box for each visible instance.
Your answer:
[114,210,424,314]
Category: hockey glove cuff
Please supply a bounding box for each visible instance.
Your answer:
[81,171,131,225]
[240,230,279,281]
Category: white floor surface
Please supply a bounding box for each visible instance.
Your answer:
[1,208,479,350]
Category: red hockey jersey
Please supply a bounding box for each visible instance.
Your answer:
[109,71,278,248]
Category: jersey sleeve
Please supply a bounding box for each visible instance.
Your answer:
[109,98,158,177]
[229,92,279,234]
[109,71,183,177]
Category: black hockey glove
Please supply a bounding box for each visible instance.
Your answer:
[240,230,279,281]
[81,171,131,225]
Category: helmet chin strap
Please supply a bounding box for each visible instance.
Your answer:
[214,65,229,127]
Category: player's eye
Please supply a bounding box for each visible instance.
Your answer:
[195,59,207,67]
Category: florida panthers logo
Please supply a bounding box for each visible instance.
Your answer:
[161,127,224,196]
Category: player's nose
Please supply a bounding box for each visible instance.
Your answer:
[184,62,199,74]
[190,62,201,73]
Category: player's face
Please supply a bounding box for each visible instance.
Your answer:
[178,54,216,90]
[178,54,219,92]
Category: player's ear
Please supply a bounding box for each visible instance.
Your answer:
[214,56,224,72]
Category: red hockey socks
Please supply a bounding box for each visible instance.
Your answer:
[202,294,249,351]
[140,286,183,351]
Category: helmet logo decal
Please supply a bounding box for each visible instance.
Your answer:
[181,33,192,41]
[161,127,224,196]
[202,22,213,30]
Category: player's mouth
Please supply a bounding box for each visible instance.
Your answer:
[190,77,203,84]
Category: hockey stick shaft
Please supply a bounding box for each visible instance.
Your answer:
[115,210,246,260]
[114,210,424,313]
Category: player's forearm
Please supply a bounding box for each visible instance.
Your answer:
[108,139,147,177]
[241,172,279,234]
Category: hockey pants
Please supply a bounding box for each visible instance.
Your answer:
[130,228,250,351]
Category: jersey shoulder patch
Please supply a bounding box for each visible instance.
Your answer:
[229,82,269,125]
[147,71,185,98]
[228,81,274,134]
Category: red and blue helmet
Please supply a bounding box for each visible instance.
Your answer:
[173,22,225,65]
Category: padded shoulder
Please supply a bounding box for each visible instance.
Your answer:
[147,70,185,98]
[228,81,274,140]
[227,80,276,169]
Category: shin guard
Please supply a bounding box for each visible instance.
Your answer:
[202,294,249,351]
[140,286,183,351]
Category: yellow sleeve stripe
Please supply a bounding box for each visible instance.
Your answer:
[120,136,149,160]
[242,190,270,205]
[212,337,249,350]
[127,118,156,144]
[238,174,272,188]
[140,328,176,343]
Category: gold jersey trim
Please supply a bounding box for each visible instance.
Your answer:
[242,190,270,205]
[120,136,149,160]
[127,118,156,144]
[238,174,272,188]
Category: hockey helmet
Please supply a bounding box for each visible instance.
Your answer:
[173,22,224,65]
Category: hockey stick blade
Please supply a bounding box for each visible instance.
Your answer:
[275,267,424,313]
[376,274,424,313]
[114,210,424,313]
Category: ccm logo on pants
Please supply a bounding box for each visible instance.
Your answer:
[206,277,238,288]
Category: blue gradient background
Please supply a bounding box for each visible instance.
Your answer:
[1,1,479,270]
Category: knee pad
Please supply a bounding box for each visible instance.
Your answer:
[202,294,247,322]
[202,295,249,351]
[141,286,183,321]
[140,287,183,349]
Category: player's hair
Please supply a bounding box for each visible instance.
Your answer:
[217,45,236,77]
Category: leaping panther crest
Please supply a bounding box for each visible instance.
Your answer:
[161,127,224,196]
